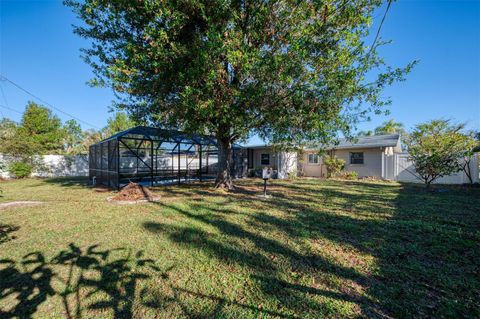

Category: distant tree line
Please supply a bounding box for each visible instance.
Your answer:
[0,101,135,177]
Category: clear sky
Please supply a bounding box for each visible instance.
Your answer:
[0,0,479,145]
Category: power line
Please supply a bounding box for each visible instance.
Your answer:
[0,85,7,118]
[367,0,392,57]
[0,75,101,129]
[0,104,23,115]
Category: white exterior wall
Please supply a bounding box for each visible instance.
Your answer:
[388,153,479,184]
[0,154,89,178]
[247,148,296,179]
[278,152,297,178]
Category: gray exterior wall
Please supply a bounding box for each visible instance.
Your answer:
[333,148,383,178]
[250,148,279,169]
[302,147,387,178]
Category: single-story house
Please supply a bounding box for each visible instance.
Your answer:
[245,134,402,179]
[243,134,479,184]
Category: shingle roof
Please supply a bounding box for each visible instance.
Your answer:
[245,134,401,150]
[328,134,401,150]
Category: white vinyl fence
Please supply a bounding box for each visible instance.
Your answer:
[0,154,89,179]
[383,153,479,184]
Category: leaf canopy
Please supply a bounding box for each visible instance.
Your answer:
[66,0,415,146]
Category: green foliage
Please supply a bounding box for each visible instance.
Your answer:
[63,119,85,155]
[357,130,374,137]
[9,161,33,178]
[66,0,416,187]
[406,119,477,187]
[104,112,135,136]
[324,155,345,178]
[20,102,65,154]
[374,119,407,136]
[1,103,65,160]
[337,170,358,180]
[0,105,139,157]
[287,169,299,180]
[0,118,36,159]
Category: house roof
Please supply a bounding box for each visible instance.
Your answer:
[244,134,401,151]
[324,134,401,150]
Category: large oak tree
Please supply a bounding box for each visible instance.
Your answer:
[66,0,414,188]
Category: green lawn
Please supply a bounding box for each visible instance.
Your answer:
[0,177,479,318]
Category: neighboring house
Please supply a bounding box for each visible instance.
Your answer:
[243,134,480,184]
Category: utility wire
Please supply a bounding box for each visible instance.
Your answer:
[0,104,23,115]
[0,85,8,118]
[0,75,101,129]
[367,0,392,57]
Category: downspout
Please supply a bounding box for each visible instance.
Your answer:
[277,152,281,179]
[381,147,385,179]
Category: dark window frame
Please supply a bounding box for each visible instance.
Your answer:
[308,153,319,164]
[350,152,364,164]
[261,153,270,165]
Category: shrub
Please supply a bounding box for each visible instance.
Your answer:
[288,169,299,179]
[324,155,345,178]
[338,171,358,180]
[9,161,33,178]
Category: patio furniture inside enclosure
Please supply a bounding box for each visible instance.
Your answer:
[89,126,220,189]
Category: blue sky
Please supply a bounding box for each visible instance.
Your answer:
[0,0,479,145]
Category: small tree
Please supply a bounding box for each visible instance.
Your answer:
[324,155,345,178]
[406,120,475,188]
[63,119,85,155]
[103,112,135,136]
[459,132,479,184]
[20,102,65,154]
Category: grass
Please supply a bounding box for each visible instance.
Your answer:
[0,177,479,318]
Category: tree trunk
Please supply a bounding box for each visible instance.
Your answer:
[463,159,473,184]
[425,177,431,189]
[215,136,234,189]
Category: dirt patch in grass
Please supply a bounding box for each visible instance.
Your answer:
[0,201,43,210]
[109,183,160,203]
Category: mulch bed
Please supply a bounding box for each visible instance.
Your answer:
[108,183,160,204]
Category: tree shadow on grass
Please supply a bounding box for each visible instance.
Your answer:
[0,243,162,319]
[0,224,19,245]
[260,182,480,317]
[144,180,480,318]
[143,200,378,317]
[38,177,91,188]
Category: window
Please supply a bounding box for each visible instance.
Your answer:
[261,153,270,165]
[308,153,319,164]
[350,152,364,164]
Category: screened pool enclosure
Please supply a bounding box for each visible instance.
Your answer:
[89,126,230,189]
